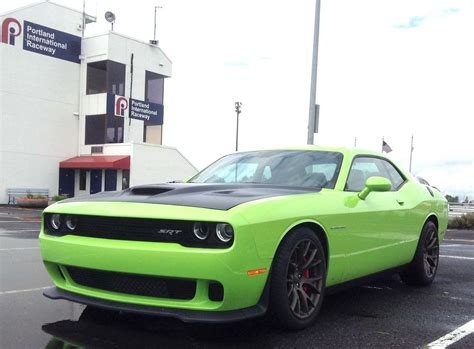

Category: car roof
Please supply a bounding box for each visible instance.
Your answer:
[235,146,384,158]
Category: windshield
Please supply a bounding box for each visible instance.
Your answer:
[190,150,343,189]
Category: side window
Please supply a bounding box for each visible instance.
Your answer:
[381,160,405,190]
[346,157,404,192]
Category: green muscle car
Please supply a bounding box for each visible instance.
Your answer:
[40,147,447,329]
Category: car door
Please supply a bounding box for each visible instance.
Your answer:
[337,156,411,282]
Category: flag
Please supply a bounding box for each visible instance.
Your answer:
[382,140,392,153]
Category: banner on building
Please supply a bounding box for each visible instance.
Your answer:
[1,17,81,63]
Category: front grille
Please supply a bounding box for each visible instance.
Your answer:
[43,214,233,248]
[66,266,196,300]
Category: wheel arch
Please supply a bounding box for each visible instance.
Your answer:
[278,220,330,266]
[424,213,439,230]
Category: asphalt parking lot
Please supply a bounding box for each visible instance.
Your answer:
[0,206,473,349]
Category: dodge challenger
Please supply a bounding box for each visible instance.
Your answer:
[40,147,448,329]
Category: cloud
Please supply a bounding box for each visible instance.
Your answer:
[394,7,461,29]
[394,15,427,29]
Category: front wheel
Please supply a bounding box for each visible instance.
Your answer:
[269,228,326,330]
[400,221,439,286]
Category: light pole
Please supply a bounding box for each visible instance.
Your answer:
[307,0,321,144]
[235,102,242,151]
[154,6,163,41]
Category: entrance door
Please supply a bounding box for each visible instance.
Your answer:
[105,170,117,191]
[59,169,75,198]
[90,169,102,194]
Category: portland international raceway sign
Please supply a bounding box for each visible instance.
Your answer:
[1,17,81,63]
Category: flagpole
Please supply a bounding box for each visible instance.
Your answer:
[381,136,384,153]
[409,134,414,172]
[354,136,357,148]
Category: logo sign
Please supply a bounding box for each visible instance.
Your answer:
[129,99,164,125]
[1,18,81,64]
[107,94,129,117]
[107,94,164,125]
[1,18,22,45]
[23,21,81,63]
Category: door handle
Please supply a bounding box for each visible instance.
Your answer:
[396,200,405,206]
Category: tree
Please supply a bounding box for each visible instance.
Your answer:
[445,194,459,203]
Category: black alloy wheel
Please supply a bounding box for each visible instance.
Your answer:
[400,221,439,286]
[286,239,324,319]
[269,228,327,330]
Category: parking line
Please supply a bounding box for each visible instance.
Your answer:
[0,220,40,223]
[427,319,474,348]
[0,229,39,233]
[0,286,51,295]
[444,239,474,243]
[440,255,474,261]
[0,247,39,251]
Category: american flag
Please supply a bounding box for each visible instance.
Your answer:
[382,140,393,153]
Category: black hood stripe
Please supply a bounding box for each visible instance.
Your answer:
[60,183,319,210]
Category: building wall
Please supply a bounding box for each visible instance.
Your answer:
[130,143,197,186]
[0,2,83,203]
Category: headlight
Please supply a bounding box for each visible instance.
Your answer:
[193,222,209,240]
[65,215,77,230]
[216,223,234,242]
[50,214,61,230]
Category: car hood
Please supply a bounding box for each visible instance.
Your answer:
[59,183,319,211]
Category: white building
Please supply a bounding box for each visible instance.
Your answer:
[0,1,197,203]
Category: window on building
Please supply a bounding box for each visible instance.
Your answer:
[86,61,125,95]
[85,115,124,145]
[85,115,106,144]
[145,71,164,104]
[106,115,124,143]
[79,170,87,191]
[122,170,130,190]
[143,124,162,144]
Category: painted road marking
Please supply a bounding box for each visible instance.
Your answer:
[0,247,39,251]
[0,220,40,223]
[0,286,51,296]
[440,255,474,261]
[444,239,474,243]
[427,319,474,348]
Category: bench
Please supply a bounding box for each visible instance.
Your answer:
[6,188,50,205]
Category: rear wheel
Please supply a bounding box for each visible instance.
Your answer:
[269,228,326,330]
[400,221,439,286]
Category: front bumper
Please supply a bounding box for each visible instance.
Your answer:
[39,203,271,316]
[44,287,267,323]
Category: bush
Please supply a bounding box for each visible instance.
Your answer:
[51,195,68,202]
[449,213,474,230]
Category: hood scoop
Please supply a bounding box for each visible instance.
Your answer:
[130,187,173,196]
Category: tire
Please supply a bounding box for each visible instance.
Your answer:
[269,227,326,330]
[400,221,439,286]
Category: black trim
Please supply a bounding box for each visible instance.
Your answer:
[58,183,319,211]
[325,264,409,295]
[43,287,267,324]
[344,154,407,192]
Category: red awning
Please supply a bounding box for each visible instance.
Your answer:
[59,156,130,169]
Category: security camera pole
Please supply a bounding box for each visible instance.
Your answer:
[235,101,242,152]
[307,0,321,144]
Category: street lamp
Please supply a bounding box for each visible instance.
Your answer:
[235,102,242,151]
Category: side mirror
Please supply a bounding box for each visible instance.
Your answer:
[358,176,392,200]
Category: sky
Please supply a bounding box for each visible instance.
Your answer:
[1,0,473,198]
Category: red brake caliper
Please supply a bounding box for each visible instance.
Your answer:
[303,265,310,294]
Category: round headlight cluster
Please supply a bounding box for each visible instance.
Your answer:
[193,222,209,240]
[49,214,77,231]
[192,222,234,243]
[216,223,234,242]
[50,214,61,230]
